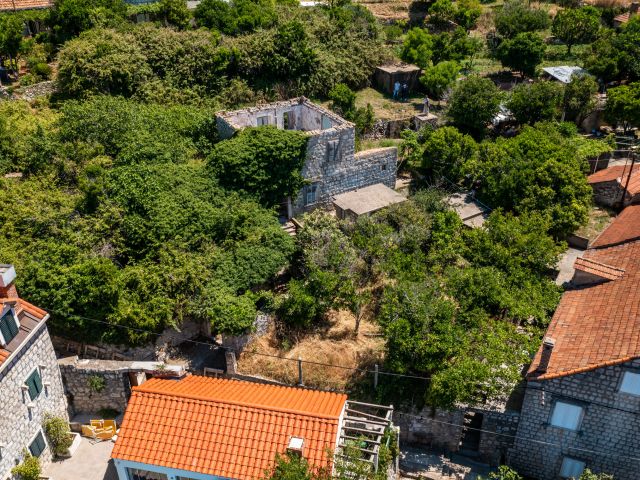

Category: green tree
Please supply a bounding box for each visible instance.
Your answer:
[265,453,326,480]
[494,0,550,38]
[157,0,191,30]
[420,61,459,99]
[429,0,456,27]
[454,0,482,31]
[11,453,40,480]
[265,21,317,80]
[562,74,598,124]
[400,27,433,69]
[207,126,308,207]
[422,126,477,179]
[57,29,152,97]
[194,0,236,31]
[483,465,523,480]
[507,81,563,125]
[496,32,545,77]
[47,0,128,42]
[43,414,73,457]
[0,15,23,74]
[552,6,601,54]
[605,82,640,133]
[582,30,621,83]
[432,28,482,64]
[447,75,502,138]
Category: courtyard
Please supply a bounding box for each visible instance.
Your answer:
[44,436,117,480]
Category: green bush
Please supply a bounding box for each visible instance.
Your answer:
[11,453,40,480]
[400,27,433,69]
[88,375,106,393]
[277,279,318,328]
[420,61,459,99]
[496,32,546,77]
[494,0,550,38]
[43,414,73,457]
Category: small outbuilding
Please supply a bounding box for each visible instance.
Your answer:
[333,183,407,220]
[446,192,490,228]
[374,63,422,96]
[588,164,640,207]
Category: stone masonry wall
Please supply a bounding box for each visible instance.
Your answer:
[58,357,132,415]
[509,360,640,480]
[0,325,68,479]
[591,180,623,207]
[474,409,520,466]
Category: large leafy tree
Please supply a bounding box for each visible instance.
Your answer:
[207,126,308,207]
[447,75,503,138]
[0,15,23,73]
[496,32,546,77]
[494,0,550,38]
[47,0,128,42]
[507,81,563,125]
[605,82,640,134]
[421,126,477,179]
[400,27,433,69]
[562,74,598,124]
[420,61,460,99]
[551,6,601,54]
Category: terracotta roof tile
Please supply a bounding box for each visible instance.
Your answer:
[591,204,640,248]
[0,0,51,10]
[112,376,347,479]
[588,164,640,184]
[528,205,640,380]
[0,297,48,368]
[574,257,625,281]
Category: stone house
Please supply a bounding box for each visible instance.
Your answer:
[111,375,396,480]
[0,265,68,479]
[215,97,398,218]
[588,164,640,208]
[509,205,640,480]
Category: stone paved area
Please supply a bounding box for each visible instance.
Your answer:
[44,436,117,480]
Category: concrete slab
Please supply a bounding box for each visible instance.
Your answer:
[44,436,117,480]
[445,193,490,228]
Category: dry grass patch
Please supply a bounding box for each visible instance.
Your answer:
[237,310,386,391]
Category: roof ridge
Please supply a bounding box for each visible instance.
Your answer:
[132,384,345,420]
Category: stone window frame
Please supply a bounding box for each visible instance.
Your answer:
[547,399,586,432]
[559,456,586,479]
[256,115,271,127]
[618,369,640,396]
[304,183,319,206]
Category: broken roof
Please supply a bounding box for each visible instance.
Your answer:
[112,376,347,480]
[527,205,640,380]
[332,183,406,216]
[542,66,587,84]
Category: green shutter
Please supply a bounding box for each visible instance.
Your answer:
[0,312,18,344]
[29,432,46,457]
[26,370,43,401]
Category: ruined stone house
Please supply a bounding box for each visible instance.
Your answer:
[588,164,640,208]
[509,205,640,480]
[0,265,68,479]
[215,97,398,218]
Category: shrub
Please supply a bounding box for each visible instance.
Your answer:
[43,414,73,457]
[88,374,106,393]
[30,62,52,79]
[507,81,563,125]
[276,279,318,328]
[447,75,502,138]
[400,27,433,69]
[494,0,550,38]
[420,61,459,99]
[11,453,40,480]
[496,32,546,77]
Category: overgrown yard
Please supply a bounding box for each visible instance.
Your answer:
[574,206,616,241]
[237,311,385,391]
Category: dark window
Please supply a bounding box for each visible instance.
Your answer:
[28,432,46,457]
[0,310,19,345]
[283,111,293,130]
[381,164,387,171]
[25,369,43,401]
[127,468,168,480]
[327,140,340,162]
[257,115,270,126]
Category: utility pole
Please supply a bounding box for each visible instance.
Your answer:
[618,148,638,211]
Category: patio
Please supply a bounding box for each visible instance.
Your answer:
[44,436,118,480]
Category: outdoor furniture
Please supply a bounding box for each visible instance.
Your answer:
[81,419,117,441]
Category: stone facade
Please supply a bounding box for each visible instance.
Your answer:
[216,97,398,217]
[0,324,68,479]
[591,180,624,207]
[510,360,640,480]
[58,357,132,415]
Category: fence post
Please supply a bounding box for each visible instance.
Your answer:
[298,357,304,386]
[374,364,379,390]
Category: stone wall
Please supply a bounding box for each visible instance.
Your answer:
[474,409,520,466]
[510,360,640,480]
[0,324,68,479]
[58,357,132,415]
[591,180,623,207]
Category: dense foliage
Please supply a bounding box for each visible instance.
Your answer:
[447,76,502,138]
[495,32,545,77]
[506,81,564,125]
[583,17,640,82]
[494,0,550,38]
[551,6,601,54]
[605,82,640,133]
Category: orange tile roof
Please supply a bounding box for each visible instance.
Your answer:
[591,204,640,248]
[0,0,52,11]
[588,164,640,184]
[574,257,625,281]
[112,376,347,480]
[528,206,640,380]
[0,297,48,368]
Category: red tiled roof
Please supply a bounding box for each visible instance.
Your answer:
[112,376,347,480]
[574,257,625,281]
[0,297,48,367]
[528,205,640,380]
[0,0,52,11]
[587,164,640,185]
[614,12,631,23]
[591,204,640,248]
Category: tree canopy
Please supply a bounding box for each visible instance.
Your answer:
[447,76,503,138]
[551,6,601,54]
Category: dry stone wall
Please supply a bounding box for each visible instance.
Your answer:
[0,325,68,479]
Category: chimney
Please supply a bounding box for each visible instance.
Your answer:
[0,265,17,298]
[287,437,304,457]
[536,337,555,374]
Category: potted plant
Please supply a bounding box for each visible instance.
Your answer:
[43,413,79,458]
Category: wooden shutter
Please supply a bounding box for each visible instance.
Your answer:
[29,432,46,457]
[0,311,19,344]
[26,369,43,401]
